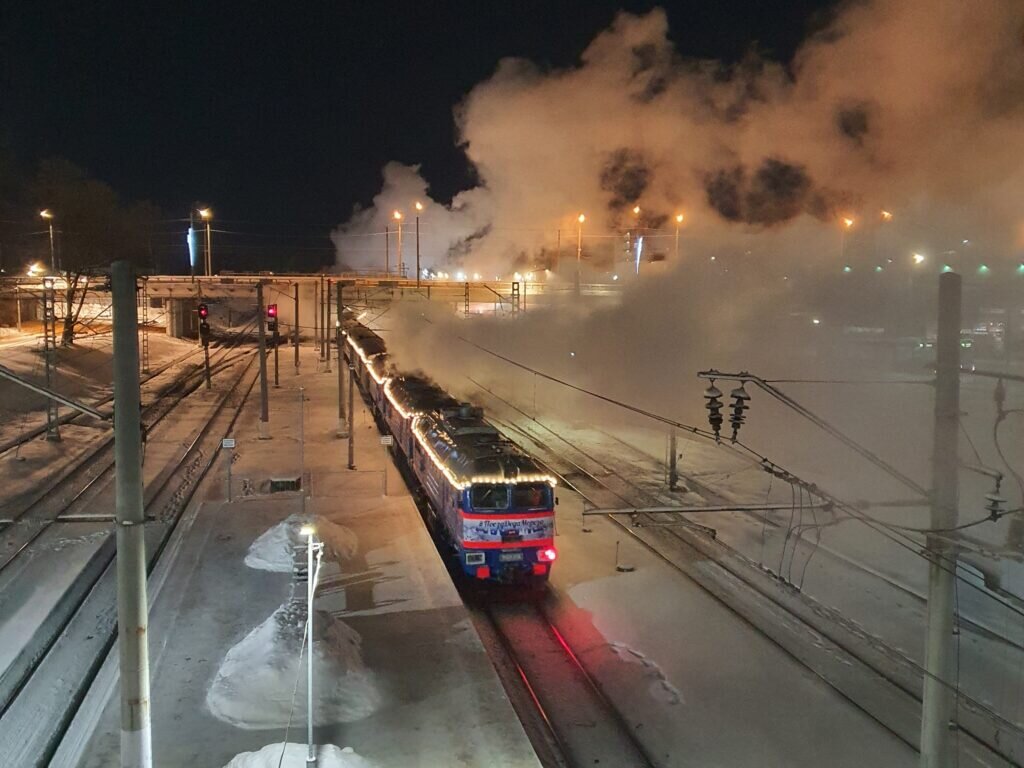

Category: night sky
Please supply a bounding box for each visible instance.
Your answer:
[1,0,835,252]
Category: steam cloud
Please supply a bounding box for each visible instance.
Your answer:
[333,1,1024,273]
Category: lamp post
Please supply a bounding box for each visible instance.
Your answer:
[299,524,324,764]
[674,213,684,261]
[575,213,585,297]
[414,202,423,288]
[840,216,854,265]
[393,210,403,278]
[631,205,641,275]
[198,208,213,276]
[39,210,56,273]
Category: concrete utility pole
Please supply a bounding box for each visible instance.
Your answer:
[256,283,270,439]
[111,260,153,768]
[293,282,300,375]
[336,282,348,437]
[920,271,962,768]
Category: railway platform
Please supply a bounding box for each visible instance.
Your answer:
[58,346,540,767]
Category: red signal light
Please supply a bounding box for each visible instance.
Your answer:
[267,303,278,318]
[198,303,209,319]
[537,547,557,563]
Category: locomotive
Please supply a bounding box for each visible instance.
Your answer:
[343,318,558,583]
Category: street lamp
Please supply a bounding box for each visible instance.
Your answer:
[414,202,423,288]
[840,216,854,264]
[393,210,403,278]
[39,210,56,273]
[198,208,213,276]
[298,524,324,764]
[674,213,684,261]
[575,213,585,297]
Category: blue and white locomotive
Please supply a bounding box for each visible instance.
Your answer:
[343,318,558,583]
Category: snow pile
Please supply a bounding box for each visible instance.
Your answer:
[245,514,358,572]
[206,599,380,729]
[223,743,373,768]
[609,641,684,705]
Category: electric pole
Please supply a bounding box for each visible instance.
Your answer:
[293,282,300,375]
[256,283,270,439]
[336,282,348,437]
[920,271,962,768]
[347,355,356,470]
[111,260,153,768]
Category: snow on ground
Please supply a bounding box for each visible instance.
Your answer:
[245,513,359,572]
[223,742,374,768]
[206,596,380,729]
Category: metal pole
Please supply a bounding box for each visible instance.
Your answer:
[111,260,153,768]
[556,228,560,273]
[203,343,211,390]
[397,218,403,277]
[668,430,678,490]
[205,219,212,277]
[325,279,332,372]
[575,221,583,297]
[15,286,21,332]
[385,226,389,275]
[336,282,348,437]
[273,327,280,387]
[256,283,270,439]
[920,272,961,768]
[226,447,233,502]
[293,282,300,375]
[299,387,305,517]
[48,221,56,273]
[305,528,315,764]
[347,359,356,470]
[319,274,327,362]
[674,225,680,261]
[415,215,421,288]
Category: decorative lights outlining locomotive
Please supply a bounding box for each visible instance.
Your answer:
[343,317,558,583]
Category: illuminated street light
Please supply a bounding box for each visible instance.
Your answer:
[39,210,57,272]
[913,253,926,265]
[393,211,404,277]
[27,262,42,277]
[674,213,684,261]
[880,210,893,221]
[839,216,854,264]
[197,208,213,276]
[414,201,423,212]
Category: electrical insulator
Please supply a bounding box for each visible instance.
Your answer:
[985,492,1007,519]
[198,303,209,320]
[729,383,751,442]
[704,382,724,440]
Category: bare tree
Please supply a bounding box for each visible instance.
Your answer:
[29,159,160,344]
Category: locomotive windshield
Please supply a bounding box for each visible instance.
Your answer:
[470,482,552,511]
[471,484,510,510]
[512,483,551,510]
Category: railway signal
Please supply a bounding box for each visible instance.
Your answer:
[198,303,212,389]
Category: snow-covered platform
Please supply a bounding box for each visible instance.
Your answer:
[60,348,539,768]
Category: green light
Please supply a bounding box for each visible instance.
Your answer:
[978,264,990,274]
[843,265,852,273]
[874,265,883,273]
[941,264,953,273]
[1017,263,1024,274]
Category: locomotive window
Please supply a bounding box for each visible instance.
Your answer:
[512,483,550,510]
[471,484,509,510]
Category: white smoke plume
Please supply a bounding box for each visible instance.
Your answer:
[334,2,1024,274]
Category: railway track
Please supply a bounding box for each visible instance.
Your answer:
[473,388,1022,767]
[0,343,260,767]
[471,598,655,768]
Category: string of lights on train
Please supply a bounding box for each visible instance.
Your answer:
[345,331,558,492]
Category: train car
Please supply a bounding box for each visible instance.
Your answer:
[342,319,558,583]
